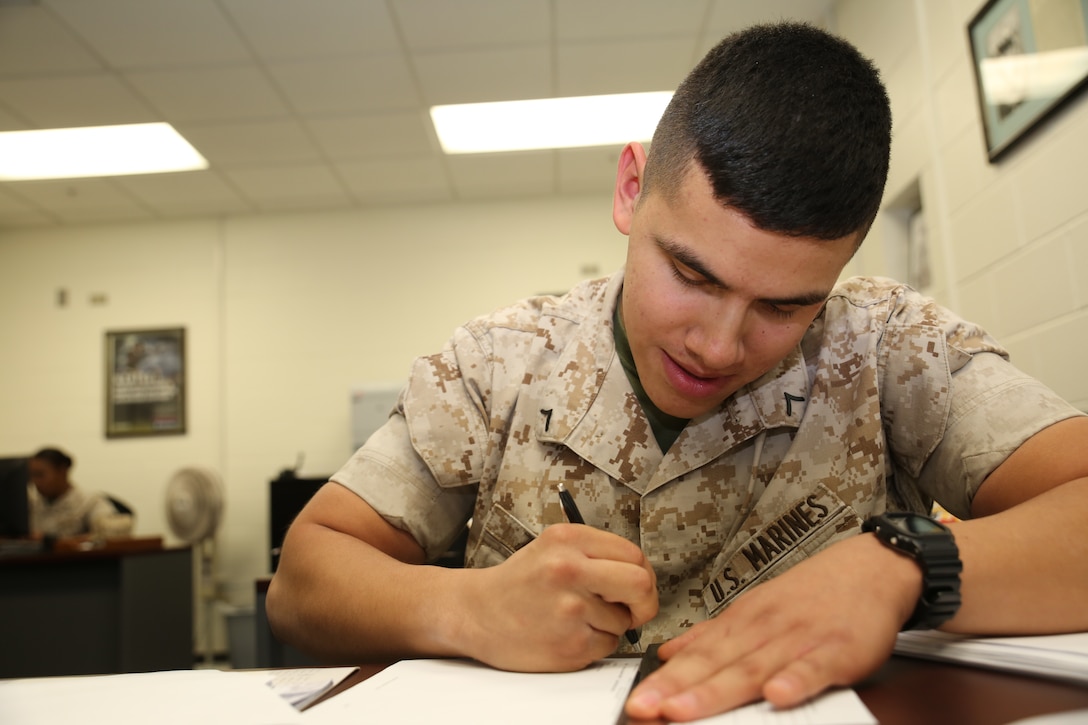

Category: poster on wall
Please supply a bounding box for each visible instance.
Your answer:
[968,0,1088,161]
[105,327,186,438]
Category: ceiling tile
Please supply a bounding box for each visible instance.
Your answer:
[178,120,323,167]
[307,112,437,160]
[557,38,697,97]
[0,209,56,229]
[555,0,709,41]
[0,74,158,127]
[0,104,30,131]
[414,47,551,105]
[0,185,53,226]
[113,170,253,216]
[46,206,156,224]
[221,0,401,60]
[705,0,834,39]
[336,156,452,205]
[2,177,153,222]
[0,0,841,228]
[394,0,550,51]
[447,151,556,199]
[125,65,290,123]
[0,6,104,75]
[267,56,420,114]
[222,163,353,210]
[44,0,251,68]
[557,146,623,195]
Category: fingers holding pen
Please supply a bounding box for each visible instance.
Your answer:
[537,523,659,628]
[552,484,658,628]
[455,523,657,671]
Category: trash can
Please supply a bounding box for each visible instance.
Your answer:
[224,605,257,670]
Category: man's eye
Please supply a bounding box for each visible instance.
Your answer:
[670,262,705,287]
[765,302,798,320]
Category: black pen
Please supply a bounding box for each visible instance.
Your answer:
[556,483,640,646]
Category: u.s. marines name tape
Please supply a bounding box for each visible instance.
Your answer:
[703,484,859,616]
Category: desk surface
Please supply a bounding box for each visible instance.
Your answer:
[860,656,1088,725]
[0,535,167,565]
[314,655,1088,724]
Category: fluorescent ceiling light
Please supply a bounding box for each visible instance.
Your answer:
[430,91,673,154]
[0,122,208,181]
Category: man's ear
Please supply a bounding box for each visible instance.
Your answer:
[612,142,647,236]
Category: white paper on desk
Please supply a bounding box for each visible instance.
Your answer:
[894,630,1088,685]
[0,669,303,725]
[300,658,638,724]
[685,688,875,725]
[230,666,360,709]
[299,658,875,725]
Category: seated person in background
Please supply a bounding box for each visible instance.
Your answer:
[28,447,133,540]
[267,22,1088,723]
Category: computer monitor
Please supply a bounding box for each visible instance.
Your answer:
[269,469,327,572]
[0,456,31,538]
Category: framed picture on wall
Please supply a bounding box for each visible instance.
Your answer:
[968,0,1088,162]
[105,327,186,438]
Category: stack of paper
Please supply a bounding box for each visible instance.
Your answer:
[894,630,1088,685]
[298,658,876,725]
[259,667,359,710]
[0,670,303,725]
[0,661,877,725]
[300,658,638,724]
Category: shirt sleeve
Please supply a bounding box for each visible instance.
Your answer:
[331,413,477,561]
[917,352,1085,518]
[331,324,490,561]
[871,283,1085,518]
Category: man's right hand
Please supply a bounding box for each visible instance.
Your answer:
[453,523,659,672]
[267,483,658,672]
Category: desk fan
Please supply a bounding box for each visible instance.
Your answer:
[165,467,224,663]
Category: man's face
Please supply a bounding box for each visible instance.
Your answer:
[615,154,858,420]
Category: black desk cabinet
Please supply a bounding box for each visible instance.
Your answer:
[0,545,193,678]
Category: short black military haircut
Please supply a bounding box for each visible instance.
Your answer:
[642,22,892,241]
[31,447,73,470]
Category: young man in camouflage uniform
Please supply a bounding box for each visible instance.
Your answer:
[268,22,1088,722]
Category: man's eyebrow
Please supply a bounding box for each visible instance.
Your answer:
[657,237,725,286]
[762,289,830,307]
[656,236,831,307]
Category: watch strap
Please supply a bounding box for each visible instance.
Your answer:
[863,513,963,630]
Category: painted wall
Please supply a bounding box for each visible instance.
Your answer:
[838,0,1088,411]
[0,195,626,615]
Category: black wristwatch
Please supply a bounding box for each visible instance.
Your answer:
[862,512,962,630]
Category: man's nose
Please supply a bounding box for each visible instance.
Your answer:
[687,304,746,372]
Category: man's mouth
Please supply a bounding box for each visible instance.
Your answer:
[661,352,732,398]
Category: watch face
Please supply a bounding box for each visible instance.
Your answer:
[889,513,944,534]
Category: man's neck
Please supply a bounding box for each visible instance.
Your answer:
[613,297,689,453]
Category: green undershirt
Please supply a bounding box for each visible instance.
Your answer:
[612,301,690,453]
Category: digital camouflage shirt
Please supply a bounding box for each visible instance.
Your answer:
[332,272,1082,649]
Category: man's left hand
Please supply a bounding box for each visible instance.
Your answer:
[624,533,921,722]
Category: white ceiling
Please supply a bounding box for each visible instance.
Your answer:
[0,0,835,229]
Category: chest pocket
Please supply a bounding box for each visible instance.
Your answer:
[466,503,538,568]
[703,483,861,617]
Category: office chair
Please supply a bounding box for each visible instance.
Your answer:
[107,495,134,517]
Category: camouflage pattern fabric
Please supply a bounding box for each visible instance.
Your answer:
[332,271,1083,651]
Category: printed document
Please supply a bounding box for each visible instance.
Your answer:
[0,669,302,725]
[895,630,1088,685]
[299,658,875,725]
